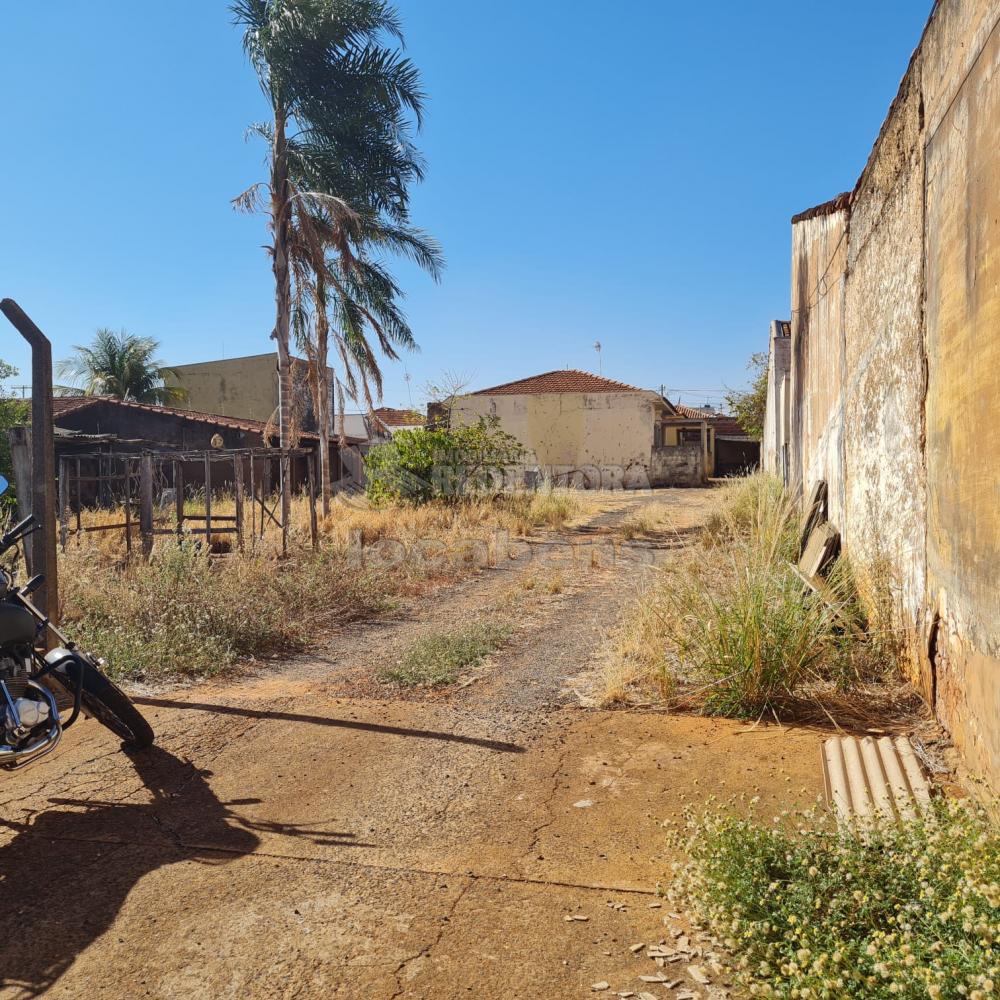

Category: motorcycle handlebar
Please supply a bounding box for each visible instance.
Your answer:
[0,515,38,554]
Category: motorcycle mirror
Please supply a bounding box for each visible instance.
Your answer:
[0,475,8,497]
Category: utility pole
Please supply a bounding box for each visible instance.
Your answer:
[1,299,58,621]
[593,340,602,375]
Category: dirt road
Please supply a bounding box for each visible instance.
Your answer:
[0,490,826,999]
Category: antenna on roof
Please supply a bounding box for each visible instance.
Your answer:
[593,340,602,375]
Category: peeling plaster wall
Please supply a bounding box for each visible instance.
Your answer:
[790,208,850,531]
[782,0,1000,784]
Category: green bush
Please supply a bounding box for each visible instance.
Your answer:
[365,417,522,505]
[380,621,511,686]
[670,798,1000,999]
[0,360,28,515]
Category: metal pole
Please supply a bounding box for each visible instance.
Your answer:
[1,299,58,620]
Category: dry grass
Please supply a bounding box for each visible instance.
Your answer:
[601,475,910,721]
[618,502,675,540]
[51,486,603,685]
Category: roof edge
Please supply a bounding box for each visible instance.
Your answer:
[790,192,852,225]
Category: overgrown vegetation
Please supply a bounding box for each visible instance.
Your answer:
[54,486,590,683]
[380,620,511,686]
[604,474,899,717]
[61,542,393,682]
[0,361,28,514]
[365,418,523,505]
[669,798,1000,999]
[724,351,768,441]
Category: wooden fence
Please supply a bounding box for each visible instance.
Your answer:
[57,447,318,557]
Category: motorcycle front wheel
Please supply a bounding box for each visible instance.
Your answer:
[50,656,155,750]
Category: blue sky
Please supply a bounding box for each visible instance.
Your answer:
[1,2,931,411]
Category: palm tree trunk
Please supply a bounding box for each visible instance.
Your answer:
[271,103,293,544]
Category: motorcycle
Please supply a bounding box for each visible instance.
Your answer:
[0,474,154,768]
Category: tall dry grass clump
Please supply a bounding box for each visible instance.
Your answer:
[604,474,899,717]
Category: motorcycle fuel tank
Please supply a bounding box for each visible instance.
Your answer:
[0,603,36,646]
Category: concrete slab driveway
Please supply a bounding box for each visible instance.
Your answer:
[0,492,825,999]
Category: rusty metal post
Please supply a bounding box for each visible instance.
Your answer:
[139,452,154,556]
[1,299,58,620]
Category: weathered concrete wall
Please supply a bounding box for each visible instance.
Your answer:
[777,0,1000,785]
[650,444,703,487]
[924,7,1000,775]
[169,354,326,429]
[451,390,663,488]
[762,321,791,480]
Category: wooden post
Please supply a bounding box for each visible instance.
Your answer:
[234,453,245,553]
[204,452,212,544]
[58,455,68,553]
[307,451,319,552]
[75,457,82,539]
[700,421,709,485]
[123,456,132,557]
[174,460,185,544]
[248,452,257,545]
[139,452,154,557]
[280,450,289,555]
[1,300,59,621]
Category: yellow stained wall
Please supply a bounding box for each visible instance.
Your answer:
[780,0,1000,786]
[169,354,281,423]
[451,391,660,484]
[924,14,1000,777]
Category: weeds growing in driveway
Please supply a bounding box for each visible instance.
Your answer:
[380,621,512,686]
[603,474,902,717]
[61,542,393,682]
[668,798,1000,999]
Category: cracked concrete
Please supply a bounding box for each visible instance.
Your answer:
[0,490,827,998]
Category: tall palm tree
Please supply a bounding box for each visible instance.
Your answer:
[286,188,442,512]
[231,0,428,528]
[57,329,187,404]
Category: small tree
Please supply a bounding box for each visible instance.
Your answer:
[365,418,522,505]
[422,370,471,427]
[724,352,768,441]
[0,360,29,514]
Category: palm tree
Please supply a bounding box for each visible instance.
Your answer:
[231,0,428,528]
[286,192,442,512]
[57,329,187,404]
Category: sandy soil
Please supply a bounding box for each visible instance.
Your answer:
[0,489,828,1000]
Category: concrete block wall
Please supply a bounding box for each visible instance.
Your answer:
[776,0,1000,785]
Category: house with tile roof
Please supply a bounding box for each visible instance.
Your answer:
[446,370,705,488]
[667,403,760,477]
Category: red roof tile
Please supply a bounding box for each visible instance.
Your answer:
[472,370,647,396]
[51,395,321,440]
[672,403,747,436]
[372,406,423,427]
